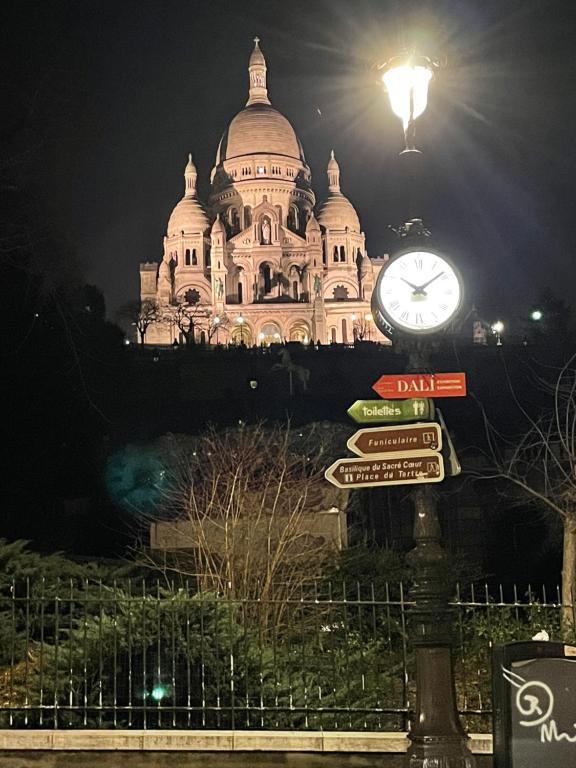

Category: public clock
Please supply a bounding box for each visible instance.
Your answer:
[372,248,463,334]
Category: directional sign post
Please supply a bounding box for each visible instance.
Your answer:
[347,398,434,424]
[372,372,467,399]
[347,423,442,457]
[325,452,445,489]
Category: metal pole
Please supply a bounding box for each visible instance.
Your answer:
[405,343,475,768]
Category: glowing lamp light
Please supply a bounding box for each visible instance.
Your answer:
[530,310,543,321]
[382,63,432,128]
[151,685,169,702]
[380,53,435,151]
[492,320,504,346]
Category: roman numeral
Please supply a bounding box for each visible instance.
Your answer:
[414,257,423,270]
[415,313,424,325]
[400,310,409,322]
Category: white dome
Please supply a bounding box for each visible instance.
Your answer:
[166,196,209,237]
[217,104,304,163]
[317,194,360,232]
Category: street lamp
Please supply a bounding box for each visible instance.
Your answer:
[492,320,504,346]
[364,312,373,340]
[530,309,543,321]
[236,313,245,345]
[379,53,435,153]
[213,315,220,344]
[374,49,475,768]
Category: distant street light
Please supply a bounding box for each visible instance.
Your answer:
[364,312,373,340]
[530,309,543,321]
[236,313,245,344]
[492,320,504,346]
[213,315,220,343]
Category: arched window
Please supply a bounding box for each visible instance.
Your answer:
[341,318,348,343]
[229,207,240,234]
[191,249,197,265]
[330,327,337,343]
[185,249,191,266]
[244,206,252,227]
[288,205,299,231]
[339,245,346,262]
[333,246,339,263]
[292,280,299,300]
[259,322,282,346]
[260,263,272,295]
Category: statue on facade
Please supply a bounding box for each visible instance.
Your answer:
[262,218,271,245]
[215,277,224,300]
[313,274,322,297]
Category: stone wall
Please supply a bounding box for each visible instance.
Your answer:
[0,731,493,767]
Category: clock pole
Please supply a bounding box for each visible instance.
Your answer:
[376,52,475,768]
[403,340,474,768]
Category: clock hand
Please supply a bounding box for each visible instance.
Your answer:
[400,277,420,291]
[414,271,445,294]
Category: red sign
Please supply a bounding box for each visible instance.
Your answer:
[372,372,466,399]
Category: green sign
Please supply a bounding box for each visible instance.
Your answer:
[347,398,434,424]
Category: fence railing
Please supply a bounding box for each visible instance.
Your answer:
[0,579,571,731]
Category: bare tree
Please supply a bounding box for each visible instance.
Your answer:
[352,314,373,342]
[118,299,159,345]
[206,312,230,344]
[165,291,212,345]
[142,423,349,627]
[472,353,576,632]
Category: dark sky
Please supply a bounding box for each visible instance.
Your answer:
[3,0,576,331]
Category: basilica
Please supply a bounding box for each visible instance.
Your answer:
[140,39,388,346]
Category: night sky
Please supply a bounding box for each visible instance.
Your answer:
[3,0,576,332]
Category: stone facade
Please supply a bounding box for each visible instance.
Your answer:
[140,39,388,346]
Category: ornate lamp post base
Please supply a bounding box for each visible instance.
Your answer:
[406,486,476,768]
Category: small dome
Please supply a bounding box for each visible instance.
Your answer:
[306,212,321,233]
[317,195,360,232]
[167,197,209,237]
[360,253,373,277]
[166,155,208,237]
[317,151,360,232]
[211,214,226,235]
[217,104,304,163]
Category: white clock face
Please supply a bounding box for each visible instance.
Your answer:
[375,250,462,333]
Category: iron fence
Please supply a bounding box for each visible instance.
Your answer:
[0,579,571,731]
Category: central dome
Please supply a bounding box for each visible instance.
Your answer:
[217,103,304,163]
